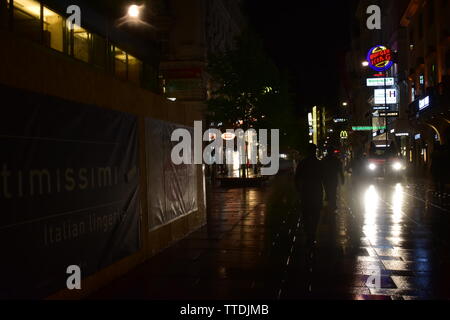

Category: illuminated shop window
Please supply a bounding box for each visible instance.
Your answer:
[13,0,42,43]
[128,54,142,85]
[71,25,90,63]
[114,47,128,80]
[43,7,64,52]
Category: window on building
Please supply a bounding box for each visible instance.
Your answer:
[91,34,107,70]
[70,25,90,63]
[13,0,42,43]
[43,6,64,52]
[127,54,142,85]
[113,46,128,80]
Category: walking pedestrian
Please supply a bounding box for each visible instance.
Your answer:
[294,144,324,249]
[323,147,345,211]
[431,144,445,195]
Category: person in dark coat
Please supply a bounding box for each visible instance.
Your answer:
[431,144,443,193]
[295,144,324,248]
[322,147,345,211]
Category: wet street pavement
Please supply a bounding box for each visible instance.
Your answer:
[89,174,450,300]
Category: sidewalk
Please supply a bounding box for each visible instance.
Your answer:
[89,183,279,299]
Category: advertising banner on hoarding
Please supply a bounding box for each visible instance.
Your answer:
[0,84,141,299]
[145,118,198,231]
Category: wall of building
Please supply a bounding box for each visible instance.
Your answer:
[158,0,244,113]
[400,0,450,169]
[0,29,207,299]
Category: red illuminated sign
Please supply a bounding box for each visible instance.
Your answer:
[367,45,394,72]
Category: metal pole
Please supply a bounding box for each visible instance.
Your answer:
[385,71,388,150]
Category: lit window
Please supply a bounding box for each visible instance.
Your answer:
[13,0,42,43]
[114,47,128,80]
[91,34,107,70]
[43,7,64,52]
[71,25,90,62]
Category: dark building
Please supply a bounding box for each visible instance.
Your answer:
[0,0,207,299]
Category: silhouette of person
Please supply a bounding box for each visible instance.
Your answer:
[295,144,324,248]
[431,144,446,196]
[323,147,345,211]
[350,152,366,183]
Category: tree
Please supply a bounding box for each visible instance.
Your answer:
[207,29,301,150]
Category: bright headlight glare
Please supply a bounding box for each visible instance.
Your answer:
[393,162,402,171]
[368,163,377,171]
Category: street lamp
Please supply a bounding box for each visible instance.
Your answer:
[342,102,348,107]
[128,4,141,19]
[362,61,369,67]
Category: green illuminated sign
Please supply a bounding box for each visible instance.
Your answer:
[352,126,387,131]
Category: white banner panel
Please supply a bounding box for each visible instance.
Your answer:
[145,118,198,231]
[374,89,397,104]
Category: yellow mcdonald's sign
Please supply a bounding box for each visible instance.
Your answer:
[340,131,348,140]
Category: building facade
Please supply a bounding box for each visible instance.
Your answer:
[156,0,245,113]
[0,0,207,299]
[401,0,450,170]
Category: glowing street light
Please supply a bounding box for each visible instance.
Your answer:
[362,61,369,67]
[342,102,348,107]
[128,4,141,19]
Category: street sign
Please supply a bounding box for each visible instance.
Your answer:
[374,89,397,104]
[366,77,394,87]
[352,126,386,131]
[373,111,399,117]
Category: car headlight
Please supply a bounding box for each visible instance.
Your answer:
[392,162,403,171]
[368,163,377,171]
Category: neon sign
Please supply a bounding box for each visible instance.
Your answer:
[352,126,386,131]
[367,45,394,72]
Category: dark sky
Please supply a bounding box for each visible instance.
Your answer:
[243,0,357,114]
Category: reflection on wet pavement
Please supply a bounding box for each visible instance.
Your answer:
[89,175,450,300]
